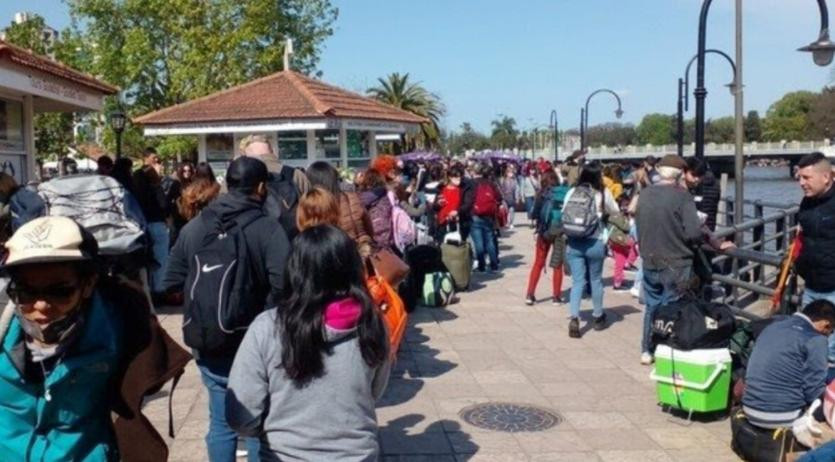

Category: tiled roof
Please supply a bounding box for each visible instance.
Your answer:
[0,40,118,95]
[134,70,427,126]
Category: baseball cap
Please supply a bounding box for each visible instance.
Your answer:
[226,156,269,192]
[657,154,687,170]
[3,216,98,268]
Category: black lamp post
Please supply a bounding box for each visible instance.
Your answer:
[109,109,127,159]
[549,109,559,161]
[579,108,585,152]
[679,49,737,156]
[581,89,623,150]
[693,0,835,158]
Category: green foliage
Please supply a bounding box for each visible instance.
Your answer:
[490,115,519,149]
[809,87,835,139]
[744,110,762,142]
[444,122,490,154]
[367,72,446,151]
[636,113,675,145]
[762,91,817,141]
[3,15,52,55]
[66,0,338,114]
[705,116,735,144]
[585,122,637,148]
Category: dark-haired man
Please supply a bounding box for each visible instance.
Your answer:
[165,156,290,462]
[742,299,835,430]
[796,152,835,364]
[684,157,721,231]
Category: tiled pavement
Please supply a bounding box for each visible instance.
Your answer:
[147,219,743,461]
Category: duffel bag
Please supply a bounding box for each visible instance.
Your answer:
[651,298,736,351]
[421,272,455,308]
[441,242,472,291]
[731,409,805,462]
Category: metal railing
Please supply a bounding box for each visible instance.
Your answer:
[707,198,800,314]
[584,139,832,160]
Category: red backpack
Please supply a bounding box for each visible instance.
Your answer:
[473,182,499,217]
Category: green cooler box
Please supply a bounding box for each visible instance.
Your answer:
[650,345,731,413]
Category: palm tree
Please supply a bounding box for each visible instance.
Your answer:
[368,73,446,151]
[490,115,519,149]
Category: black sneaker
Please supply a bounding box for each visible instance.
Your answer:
[552,296,564,305]
[525,295,536,306]
[568,318,581,338]
[593,312,607,331]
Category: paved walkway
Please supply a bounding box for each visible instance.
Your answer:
[147,220,742,461]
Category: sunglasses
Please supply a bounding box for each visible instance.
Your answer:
[7,280,81,305]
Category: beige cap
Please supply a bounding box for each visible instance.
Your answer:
[3,216,97,267]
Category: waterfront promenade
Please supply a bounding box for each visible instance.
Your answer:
[146,222,742,461]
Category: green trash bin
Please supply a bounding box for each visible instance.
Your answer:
[650,345,732,414]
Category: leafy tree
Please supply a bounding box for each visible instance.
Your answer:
[762,91,817,141]
[445,122,489,154]
[367,72,445,151]
[586,122,637,147]
[705,116,735,143]
[809,87,835,140]
[64,0,338,159]
[490,115,519,149]
[744,110,762,142]
[636,113,675,145]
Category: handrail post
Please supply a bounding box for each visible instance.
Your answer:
[753,202,765,285]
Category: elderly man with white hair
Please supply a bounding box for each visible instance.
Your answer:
[635,154,704,365]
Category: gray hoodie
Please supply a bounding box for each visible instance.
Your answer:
[225,306,391,461]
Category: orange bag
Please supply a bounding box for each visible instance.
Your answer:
[367,275,408,357]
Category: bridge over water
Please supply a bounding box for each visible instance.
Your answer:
[578,140,833,176]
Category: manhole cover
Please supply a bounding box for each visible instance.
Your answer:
[458,402,563,432]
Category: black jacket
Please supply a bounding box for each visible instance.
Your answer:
[132,167,168,223]
[458,178,476,222]
[797,186,835,292]
[164,192,291,307]
[691,171,721,231]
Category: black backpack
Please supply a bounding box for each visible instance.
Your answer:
[651,298,736,351]
[264,165,300,241]
[182,208,266,354]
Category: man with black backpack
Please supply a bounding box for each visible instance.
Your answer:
[164,156,290,462]
[238,135,310,241]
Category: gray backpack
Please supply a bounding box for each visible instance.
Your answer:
[36,174,148,255]
[560,184,599,238]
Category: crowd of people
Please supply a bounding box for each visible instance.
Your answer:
[4,130,835,460]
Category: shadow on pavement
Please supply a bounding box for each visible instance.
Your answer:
[379,414,475,458]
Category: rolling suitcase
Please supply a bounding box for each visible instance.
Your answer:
[441,241,472,291]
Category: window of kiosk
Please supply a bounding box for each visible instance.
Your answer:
[315,129,340,167]
[347,130,370,169]
[206,133,233,179]
[0,99,26,183]
[277,131,307,161]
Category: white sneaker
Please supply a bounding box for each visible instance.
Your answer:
[640,353,654,365]
[630,286,640,298]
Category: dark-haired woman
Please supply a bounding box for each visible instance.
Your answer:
[306,161,376,257]
[564,162,620,338]
[226,225,391,461]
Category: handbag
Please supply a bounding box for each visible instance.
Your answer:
[651,298,736,351]
[367,275,408,357]
[369,247,410,287]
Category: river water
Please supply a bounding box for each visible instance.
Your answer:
[725,166,802,207]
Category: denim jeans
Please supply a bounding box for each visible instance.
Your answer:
[148,221,170,294]
[565,237,606,319]
[471,216,498,271]
[641,266,692,354]
[802,288,835,363]
[525,196,536,220]
[197,357,260,462]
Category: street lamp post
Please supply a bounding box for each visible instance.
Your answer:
[693,0,835,160]
[549,109,559,161]
[581,89,623,150]
[678,49,737,156]
[109,109,127,159]
[579,108,585,152]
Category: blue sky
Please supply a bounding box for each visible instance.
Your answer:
[5,0,833,133]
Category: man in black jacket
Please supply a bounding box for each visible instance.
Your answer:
[684,157,721,231]
[164,156,290,462]
[132,148,170,302]
[796,152,835,364]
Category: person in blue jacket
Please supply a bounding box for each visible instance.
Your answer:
[0,216,121,461]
